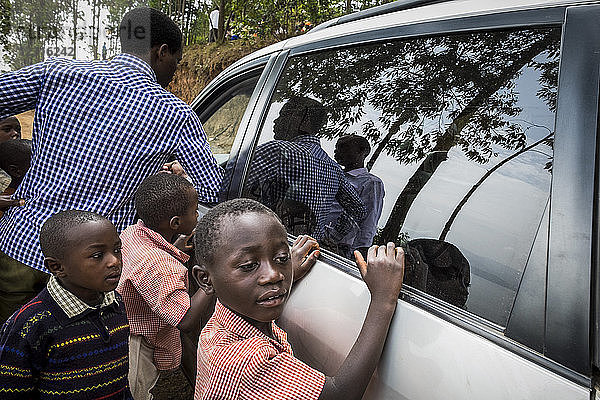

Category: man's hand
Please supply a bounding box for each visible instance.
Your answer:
[291,235,320,282]
[0,195,25,212]
[161,160,188,178]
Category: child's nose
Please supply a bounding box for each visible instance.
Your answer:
[258,262,284,285]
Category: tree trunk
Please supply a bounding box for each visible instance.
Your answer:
[72,0,77,58]
[218,0,226,43]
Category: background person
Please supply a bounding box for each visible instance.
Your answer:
[0,116,21,143]
[208,7,219,42]
[0,7,222,323]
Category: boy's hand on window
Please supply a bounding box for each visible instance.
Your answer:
[354,243,404,304]
[0,195,25,211]
[291,235,320,282]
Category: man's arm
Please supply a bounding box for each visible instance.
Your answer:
[176,112,224,204]
[0,61,47,120]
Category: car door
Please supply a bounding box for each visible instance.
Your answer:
[219,2,600,399]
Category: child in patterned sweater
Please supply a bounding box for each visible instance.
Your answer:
[0,210,131,399]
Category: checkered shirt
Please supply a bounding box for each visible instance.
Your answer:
[195,300,325,400]
[117,221,190,370]
[47,275,117,318]
[0,54,223,272]
[245,135,366,240]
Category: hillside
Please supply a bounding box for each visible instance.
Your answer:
[168,38,278,104]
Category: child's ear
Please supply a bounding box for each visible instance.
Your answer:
[44,257,65,277]
[169,215,181,231]
[192,264,214,296]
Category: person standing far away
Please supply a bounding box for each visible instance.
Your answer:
[209,6,219,42]
[0,7,223,324]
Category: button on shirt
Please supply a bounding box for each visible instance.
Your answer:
[195,300,326,400]
[0,54,223,272]
[117,221,191,370]
[245,135,366,240]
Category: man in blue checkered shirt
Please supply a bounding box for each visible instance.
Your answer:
[245,96,366,243]
[0,7,223,322]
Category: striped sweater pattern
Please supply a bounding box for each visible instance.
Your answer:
[0,288,131,399]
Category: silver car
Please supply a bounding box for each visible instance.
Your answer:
[183,0,600,398]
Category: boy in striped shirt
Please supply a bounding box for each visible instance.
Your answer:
[192,198,405,400]
[117,173,213,399]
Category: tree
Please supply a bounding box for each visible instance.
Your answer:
[3,0,66,69]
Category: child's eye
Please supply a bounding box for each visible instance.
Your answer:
[238,262,259,272]
[275,254,290,264]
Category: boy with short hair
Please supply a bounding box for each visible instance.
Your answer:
[0,116,21,143]
[117,173,213,399]
[192,198,404,400]
[0,210,130,399]
[330,134,385,258]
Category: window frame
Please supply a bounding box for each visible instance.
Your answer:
[227,4,598,385]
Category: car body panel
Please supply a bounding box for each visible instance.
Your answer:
[280,260,590,400]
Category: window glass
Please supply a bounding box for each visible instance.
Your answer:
[200,76,260,165]
[242,28,560,326]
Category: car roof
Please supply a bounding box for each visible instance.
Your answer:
[222,0,597,74]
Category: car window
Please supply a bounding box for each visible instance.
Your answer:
[242,27,561,326]
[199,75,260,165]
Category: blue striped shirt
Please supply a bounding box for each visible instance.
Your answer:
[0,54,223,272]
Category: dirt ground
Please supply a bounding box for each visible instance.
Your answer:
[151,368,194,400]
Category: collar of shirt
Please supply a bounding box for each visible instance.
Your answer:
[213,300,291,352]
[112,53,157,82]
[292,135,321,146]
[47,275,117,319]
[346,167,368,177]
[132,220,191,264]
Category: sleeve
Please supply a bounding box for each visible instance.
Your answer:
[0,312,42,399]
[132,256,191,327]
[240,346,325,400]
[331,176,367,238]
[244,141,280,199]
[176,111,224,204]
[0,61,47,120]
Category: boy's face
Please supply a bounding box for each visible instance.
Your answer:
[206,212,293,326]
[176,190,199,236]
[47,220,122,305]
[334,141,354,167]
[0,117,21,143]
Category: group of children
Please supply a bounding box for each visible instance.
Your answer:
[0,151,405,399]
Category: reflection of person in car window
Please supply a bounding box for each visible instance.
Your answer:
[245,96,366,242]
[328,135,385,258]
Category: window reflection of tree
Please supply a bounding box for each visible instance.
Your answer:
[274,27,559,243]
